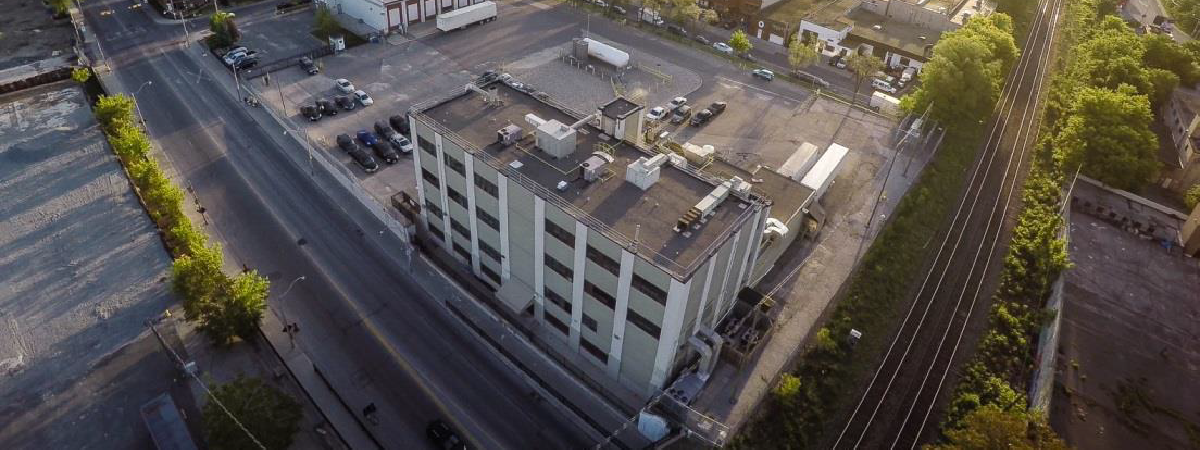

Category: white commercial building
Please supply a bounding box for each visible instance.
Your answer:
[407,83,807,401]
[322,0,489,33]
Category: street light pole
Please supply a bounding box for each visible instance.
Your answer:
[168,0,190,43]
[275,275,306,346]
[133,81,153,127]
[284,130,316,177]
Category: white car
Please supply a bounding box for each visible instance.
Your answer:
[353,90,373,106]
[335,78,355,94]
[646,106,667,121]
[222,50,247,66]
[389,134,414,153]
[713,42,734,55]
[668,96,688,109]
[872,78,898,94]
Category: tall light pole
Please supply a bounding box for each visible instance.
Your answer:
[168,0,190,43]
[284,129,315,177]
[275,275,306,346]
[133,81,153,126]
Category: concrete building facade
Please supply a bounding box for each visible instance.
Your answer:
[407,84,773,399]
[321,0,487,33]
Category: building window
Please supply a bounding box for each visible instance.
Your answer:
[627,309,661,339]
[476,207,499,230]
[422,168,439,186]
[631,275,667,306]
[545,313,569,335]
[544,254,573,280]
[453,242,470,260]
[418,135,436,157]
[586,246,620,276]
[424,200,443,219]
[447,187,467,207]
[450,219,471,240]
[585,281,615,308]
[580,338,608,364]
[481,265,501,284]
[544,287,571,314]
[475,174,498,197]
[899,57,910,66]
[444,152,465,175]
[428,223,445,242]
[545,220,574,246]
[582,314,597,332]
[479,240,501,262]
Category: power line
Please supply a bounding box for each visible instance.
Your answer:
[147,318,268,450]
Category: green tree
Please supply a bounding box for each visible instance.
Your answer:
[928,405,1069,450]
[49,0,72,15]
[192,270,269,346]
[846,52,884,100]
[72,67,91,84]
[904,14,1018,127]
[109,123,151,160]
[94,95,136,129]
[203,376,302,450]
[1143,34,1200,86]
[728,29,752,55]
[1055,86,1158,191]
[1146,68,1179,107]
[314,6,340,40]
[787,39,820,73]
[173,242,227,308]
[209,12,239,47]
[1186,184,1200,209]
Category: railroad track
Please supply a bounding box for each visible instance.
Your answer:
[830,0,1067,447]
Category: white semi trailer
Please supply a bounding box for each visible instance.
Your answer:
[437,1,498,31]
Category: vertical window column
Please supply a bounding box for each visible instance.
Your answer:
[648,278,692,395]
[498,173,511,280]
[569,220,588,352]
[607,249,636,379]
[464,154,481,278]
[533,197,546,322]
[434,134,452,248]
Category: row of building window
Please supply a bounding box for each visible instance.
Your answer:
[428,222,445,242]
[627,309,661,339]
[545,254,573,280]
[476,207,499,230]
[479,240,501,262]
[580,338,608,364]
[631,274,667,306]
[481,264,500,285]
[475,174,498,197]
[545,220,574,246]
[544,287,571,314]
[424,200,443,219]
[545,313,569,335]
[586,246,619,276]
[448,187,467,208]
[450,219,470,241]
[422,168,439,187]
[444,152,465,175]
[418,135,436,157]
[453,242,470,260]
[584,281,615,308]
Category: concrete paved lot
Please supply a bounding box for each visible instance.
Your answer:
[0,4,74,70]
[237,8,326,66]
[0,82,176,447]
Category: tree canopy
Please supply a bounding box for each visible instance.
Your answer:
[728,29,752,55]
[1053,85,1158,191]
[905,14,1019,127]
[788,40,820,72]
[209,12,241,48]
[203,376,302,450]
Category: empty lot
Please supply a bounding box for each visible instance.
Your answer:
[0,82,176,447]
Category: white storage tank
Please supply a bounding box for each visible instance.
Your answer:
[580,38,630,69]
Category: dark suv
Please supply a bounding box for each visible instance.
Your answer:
[301,104,321,121]
[335,95,355,111]
[317,99,337,116]
[689,108,713,126]
[372,141,400,164]
[389,114,410,135]
[426,420,466,450]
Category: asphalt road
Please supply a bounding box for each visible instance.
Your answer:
[81,0,590,448]
[829,0,1066,447]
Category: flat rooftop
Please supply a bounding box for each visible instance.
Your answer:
[768,0,859,27]
[1051,203,1200,449]
[842,9,941,58]
[417,83,767,279]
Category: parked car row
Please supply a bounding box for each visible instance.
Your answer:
[644,96,729,128]
[326,113,413,173]
[218,46,260,70]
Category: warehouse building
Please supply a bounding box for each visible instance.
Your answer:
[320,0,487,33]
[407,82,807,399]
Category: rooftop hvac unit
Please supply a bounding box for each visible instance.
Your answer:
[625,153,669,190]
[581,152,615,182]
[497,125,524,146]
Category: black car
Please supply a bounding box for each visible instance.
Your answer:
[299,56,318,75]
[301,104,321,121]
[389,114,410,135]
[234,56,258,70]
[317,99,337,116]
[738,52,756,62]
[477,69,500,84]
[793,70,830,89]
[336,133,356,152]
[708,101,727,116]
[427,420,466,450]
[374,121,392,137]
[335,95,355,110]
[667,24,688,36]
[372,141,400,164]
[689,108,713,126]
[828,54,843,67]
[347,146,379,173]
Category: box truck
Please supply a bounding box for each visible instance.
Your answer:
[437,1,497,31]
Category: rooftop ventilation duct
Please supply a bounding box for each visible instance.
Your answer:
[676,177,743,232]
[625,153,669,190]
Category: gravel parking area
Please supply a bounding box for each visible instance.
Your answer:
[0,82,175,446]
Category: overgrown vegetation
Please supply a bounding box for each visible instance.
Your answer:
[208,11,241,48]
[93,94,269,346]
[730,14,1021,448]
[313,6,340,40]
[939,0,1194,443]
[203,375,302,450]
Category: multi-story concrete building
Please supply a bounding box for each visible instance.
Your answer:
[1159,87,1200,194]
[321,0,487,33]
[407,82,802,399]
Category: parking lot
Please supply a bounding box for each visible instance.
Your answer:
[236,8,326,67]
